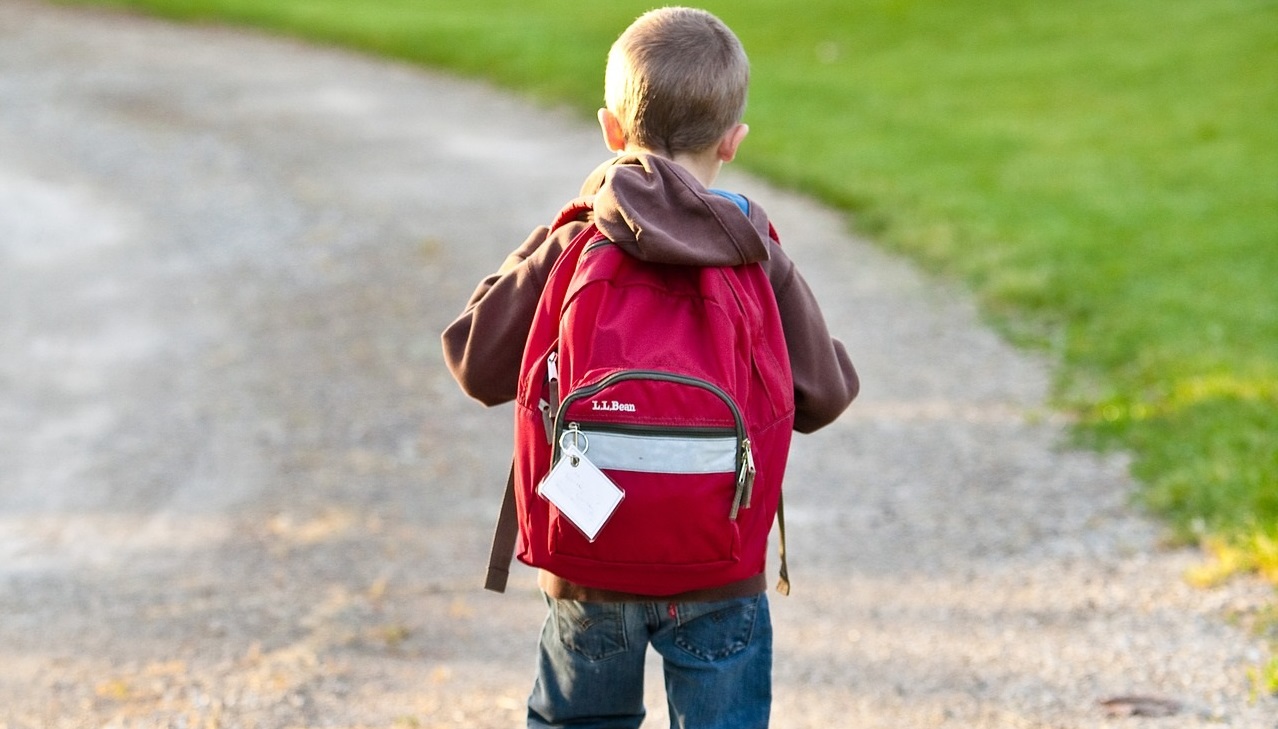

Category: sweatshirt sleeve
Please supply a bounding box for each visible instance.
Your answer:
[441,221,586,406]
[766,245,859,433]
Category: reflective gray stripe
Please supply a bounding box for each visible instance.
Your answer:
[579,429,736,474]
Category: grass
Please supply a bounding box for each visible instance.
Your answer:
[58,0,1278,585]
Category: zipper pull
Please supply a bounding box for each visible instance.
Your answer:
[547,352,560,413]
[539,399,554,445]
[730,439,756,520]
[540,352,560,445]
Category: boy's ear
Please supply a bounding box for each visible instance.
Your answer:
[598,108,628,153]
[716,123,749,163]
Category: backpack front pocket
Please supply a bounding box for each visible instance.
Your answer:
[542,371,750,575]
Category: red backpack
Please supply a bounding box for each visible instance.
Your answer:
[485,197,796,596]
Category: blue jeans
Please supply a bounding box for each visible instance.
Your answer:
[527,592,772,729]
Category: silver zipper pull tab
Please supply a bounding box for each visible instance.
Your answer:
[547,352,560,413]
[539,398,554,445]
[540,352,560,445]
[730,439,756,520]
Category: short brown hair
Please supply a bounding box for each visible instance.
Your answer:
[605,7,749,155]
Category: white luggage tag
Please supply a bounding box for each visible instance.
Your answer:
[537,427,624,542]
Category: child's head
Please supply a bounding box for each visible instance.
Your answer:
[602,7,749,158]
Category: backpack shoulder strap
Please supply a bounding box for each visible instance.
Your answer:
[485,464,519,593]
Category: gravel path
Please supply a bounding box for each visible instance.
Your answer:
[1,2,1273,727]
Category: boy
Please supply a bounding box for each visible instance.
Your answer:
[442,8,857,728]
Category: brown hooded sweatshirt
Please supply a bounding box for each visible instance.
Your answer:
[442,154,858,602]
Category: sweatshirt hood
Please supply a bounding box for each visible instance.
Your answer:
[581,154,773,267]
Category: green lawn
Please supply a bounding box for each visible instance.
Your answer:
[62,0,1277,579]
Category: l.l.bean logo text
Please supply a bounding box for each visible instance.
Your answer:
[591,400,636,413]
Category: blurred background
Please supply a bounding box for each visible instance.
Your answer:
[4,0,1276,724]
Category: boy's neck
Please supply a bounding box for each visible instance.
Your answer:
[671,151,724,188]
[628,147,723,188]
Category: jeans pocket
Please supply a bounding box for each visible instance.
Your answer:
[554,599,629,662]
[673,594,762,662]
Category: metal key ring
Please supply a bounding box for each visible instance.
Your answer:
[558,427,588,465]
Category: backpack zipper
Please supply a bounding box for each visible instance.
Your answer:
[584,237,613,254]
[552,369,756,519]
